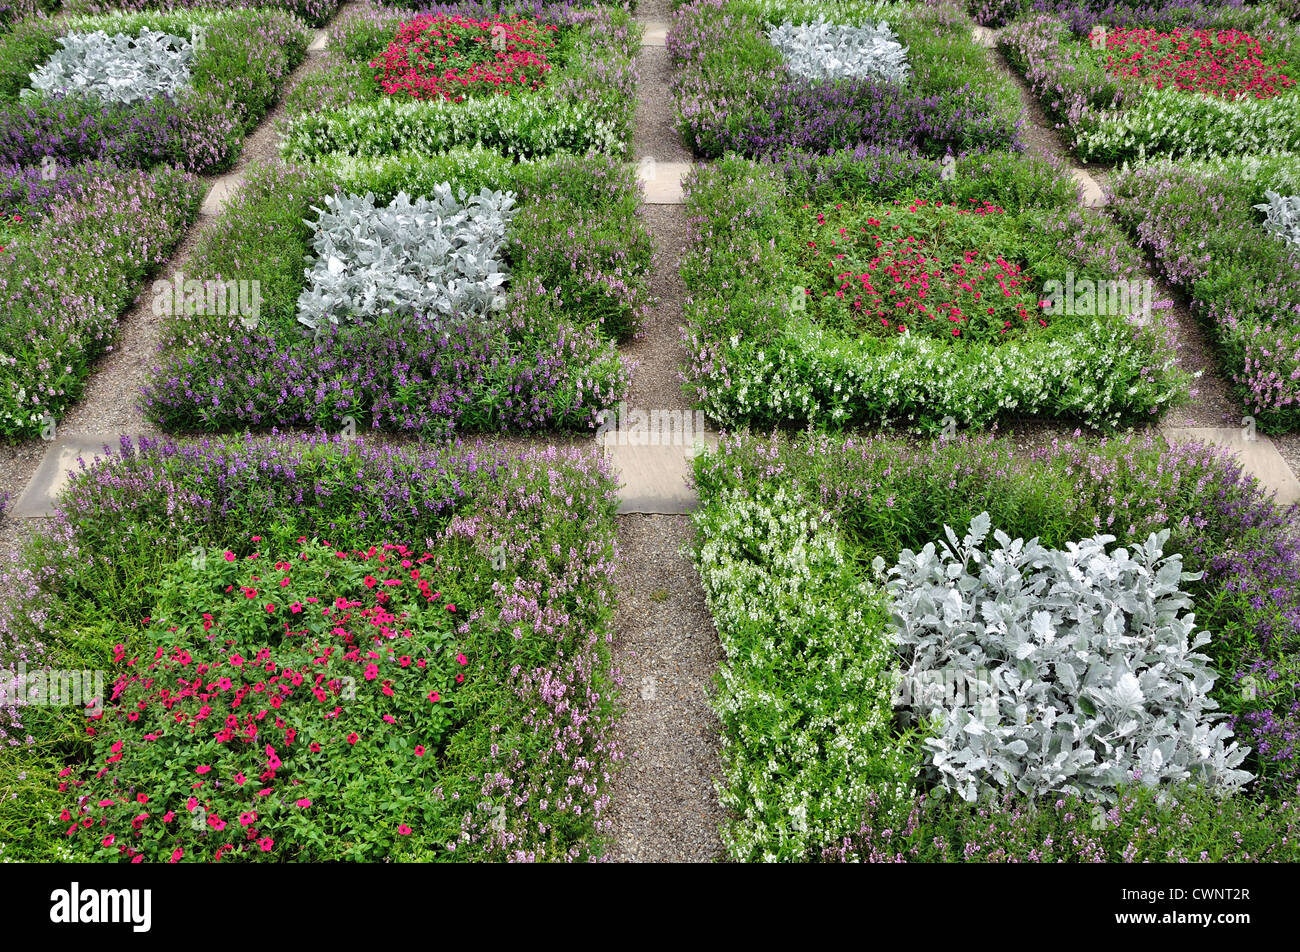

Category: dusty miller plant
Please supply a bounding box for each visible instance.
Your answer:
[875,513,1252,804]
[296,185,515,332]
[25,29,194,105]
[1254,189,1300,251]
[767,18,910,85]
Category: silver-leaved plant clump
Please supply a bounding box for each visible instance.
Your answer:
[1254,189,1300,251]
[296,184,516,332]
[25,29,194,105]
[767,18,910,85]
[876,513,1252,804]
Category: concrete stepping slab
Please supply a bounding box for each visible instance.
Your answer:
[308,30,329,52]
[201,172,245,216]
[601,428,719,514]
[1161,426,1300,505]
[11,434,135,518]
[642,22,668,46]
[1070,168,1106,207]
[972,26,998,48]
[635,161,691,204]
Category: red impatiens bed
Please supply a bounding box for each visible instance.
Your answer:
[1099,27,1295,100]
[799,199,1049,344]
[370,14,559,102]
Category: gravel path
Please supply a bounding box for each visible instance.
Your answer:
[603,516,725,862]
[601,2,726,862]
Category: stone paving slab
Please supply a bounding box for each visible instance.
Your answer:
[11,434,135,518]
[636,160,691,204]
[972,26,998,48]
[1070,168,1106,207]
[642,22,668,46]
[1161,426,1300,505]
[200,172,245,217]
[308,30,329,52]
[602,430,719,514]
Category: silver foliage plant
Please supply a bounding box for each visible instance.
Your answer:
[1254,189,1300,251]
[296,185,516,332]
[25,29,194,105]
[767,18,910,85]
[875,513,1252,804]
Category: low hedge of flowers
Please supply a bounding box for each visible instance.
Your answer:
[0,9,309,174]
[63,0,343,29]
[973,0,1295,31]
[281,2,638,162]
[0,432,620,862]
[682,147,1185,432]
[1000,9,1300,161]
[669,0,1022,161]
[1109,153,1300,431]
[143,149,649,435]
[0,164,202,438]
[692,428,1300,861]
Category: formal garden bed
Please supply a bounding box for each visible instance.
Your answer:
[693,428,1300,861]
[1109,153,1300,432]
[0,433,620,862]
[0,9,309,172]
[142,149,649,435]
[682,148,1185,432]
[1000,4,1300,161]
[670,0,1022,160]
[281,1,640,162]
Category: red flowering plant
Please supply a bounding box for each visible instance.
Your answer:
[792,198,1069,344]
[369,14,561,102]
[1098,27,1294,101]
[58,539,478,862]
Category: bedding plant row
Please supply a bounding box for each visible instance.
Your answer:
[692,427,1300,862]
[682,146,1185,433]
[971,0,1300,30]
[669,0,1023,161]
[1110,153,1300,432]
[281,1,641,162]
[0,432,621,862]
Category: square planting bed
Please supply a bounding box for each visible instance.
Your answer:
[0,432,620,862]
[0,9,309,173]
[1000,8,1300,161]
[669,0,1022,161]
[692,427,1300,862]
[682,148,1185,433]
[280,2,640,162]
[143,150,651,436]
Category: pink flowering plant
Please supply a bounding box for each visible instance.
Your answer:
[62,541,478,862]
